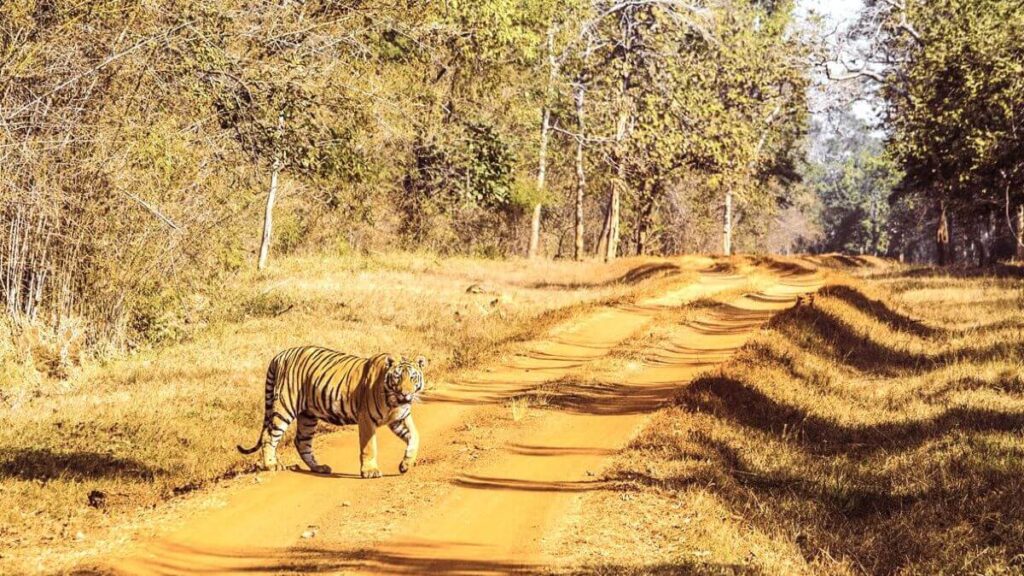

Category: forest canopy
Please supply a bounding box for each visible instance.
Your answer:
[825,0,1024,264]
[0,0,814,346]
[1,0,1021,349]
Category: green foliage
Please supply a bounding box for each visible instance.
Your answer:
[806,113,903,256]
[824,147,902,255]
[509,175,554,211]
[130,289,195,346]
[571,0,810,252]
[872,0,1024,261]
[0,0,817,350]
[444,0,552,65]
[408,121,518,210]
[273,210,312,256]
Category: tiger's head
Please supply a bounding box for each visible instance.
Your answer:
[383,355,428,407]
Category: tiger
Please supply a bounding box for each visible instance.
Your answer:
[236,346,427,478]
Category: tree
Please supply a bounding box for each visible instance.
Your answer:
[573,82,588,261]
[528,23,559,259]
[847,0,1024,263]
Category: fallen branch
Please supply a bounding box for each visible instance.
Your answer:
[123,192,182,231]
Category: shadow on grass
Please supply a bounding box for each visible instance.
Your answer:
[0,448,162,481]
[680,375,1024,455]
[592,274,1024,574]
[812,254,875,268]
[866,263,1024,281]
[770,303,1023,376]
[750,256,820,277]
[770,305,930,374]
[611,429,925,521]
[527,262,682,290]
[604,370,1024,573]
[667,383,1024,571]
[817,284,941,337]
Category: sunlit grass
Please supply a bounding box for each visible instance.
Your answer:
[0,251,696,573]
[557,263,1024,575]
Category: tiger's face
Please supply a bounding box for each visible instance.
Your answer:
[384,356,427,407]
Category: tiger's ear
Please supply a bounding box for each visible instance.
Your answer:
[385,355,395,369]
[415,356,429,370]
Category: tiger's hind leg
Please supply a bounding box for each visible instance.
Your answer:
[295,412,331,474]
[263,401,294,471]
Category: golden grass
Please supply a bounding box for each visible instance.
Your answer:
[508,396,531,422]
[556,266,1024,575]
[0,251,693,573]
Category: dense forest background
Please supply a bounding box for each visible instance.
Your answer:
[0,0,1021,351]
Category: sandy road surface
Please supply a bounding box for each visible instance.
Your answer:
[99,258,821,575]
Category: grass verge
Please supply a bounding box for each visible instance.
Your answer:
[555,263,1024,575]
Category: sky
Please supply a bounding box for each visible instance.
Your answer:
[796,0,882,126]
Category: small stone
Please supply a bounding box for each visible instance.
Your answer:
[75,531,86,541]
[301,527,317,539]
[342,501,351,507]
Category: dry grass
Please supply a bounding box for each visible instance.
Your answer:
[557,264,1024,575]
[509,396,531,422]
[0,251,692,572]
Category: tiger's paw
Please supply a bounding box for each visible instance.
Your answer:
[311,464,332,475]
[262,462,287,472]
[360,466,382,479]
[399,458,415,474]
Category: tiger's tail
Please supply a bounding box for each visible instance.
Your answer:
[237,359,277,454]
[236,436,263,455]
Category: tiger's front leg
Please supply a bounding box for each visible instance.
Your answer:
[389,415,419,474]
[358,416,382,479]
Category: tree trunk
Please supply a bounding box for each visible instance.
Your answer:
[936,200,950,266]
[257,113,285,271]
[605,112,627,262]
[635,180,658,256]
[528,24,557,260]
[981,210,996,266]
[977,221,986,267]
[636,206,651,255]
[1017,204,1024,261]
[573,85,586,262]
[605,16,633,263]
[257,164,280,271]
[606,167,622,261]
[528,203,543,259]
[723,189,733,256]
[528,104,549,258]
[869,191,880,256]
[597,204,611,258]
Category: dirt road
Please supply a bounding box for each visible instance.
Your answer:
[101,258,821,575]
